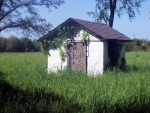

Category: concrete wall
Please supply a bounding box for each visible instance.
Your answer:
[47,26,81,72]
[48,49,60,72]
[74,27,104,74]
[48,48,67,72]
[47,26,126,74]
[87,41,104,75]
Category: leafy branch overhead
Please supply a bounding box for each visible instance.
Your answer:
[87,0,145,28]
[0,0,65,37]
[87,0,145,67]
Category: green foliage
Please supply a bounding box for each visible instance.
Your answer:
[41,25,75,61]
[41,26,90,62]
[32,39,41,51]
[126,38,150,51]
[41,38,69,62]
[0,36,6,52]
[80,30,88,42]
[58,47,67,62]
[5,36,21,52]
[20,37,37,52]
[0,36,41,52]
[0,52,150,112]
[87,0,145,27]
[0,0,65,37]
[58,26,75,38]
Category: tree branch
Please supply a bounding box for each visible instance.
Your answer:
[0,1,62,22]
[0,3,29,22]
[0,24,22,32]
[0,0,3,11]
[0,0,64,37]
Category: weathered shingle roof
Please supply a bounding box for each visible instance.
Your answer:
[38,18,132,42]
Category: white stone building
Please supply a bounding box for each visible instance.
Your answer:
[38,18,132,75]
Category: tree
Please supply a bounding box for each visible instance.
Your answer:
[0,0,64,37]
[127,38,150,51]
[5,36,21,52]
[88,0,145,68]
[0,36,6,52]
[87,0,145,28]
[32,39,41,51]
[20,37,37,52]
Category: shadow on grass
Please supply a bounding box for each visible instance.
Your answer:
[121,64,150,73]
[0,79,83,113]
[0,71,4,78]
[104,64,142,73]
[95,97,150,113]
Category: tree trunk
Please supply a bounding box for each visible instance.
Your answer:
[0,0,3,11]
[109,0,116,28]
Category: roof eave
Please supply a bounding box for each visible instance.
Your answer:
[106,39,133,42]
[38,18,132,42]
[37,18,78,42]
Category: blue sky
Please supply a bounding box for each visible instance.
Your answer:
[1,0,150,39]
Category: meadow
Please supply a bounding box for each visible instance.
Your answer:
[0,52,150,113]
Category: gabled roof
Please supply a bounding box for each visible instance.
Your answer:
[38,18,132,42]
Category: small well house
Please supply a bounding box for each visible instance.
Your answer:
[38,18,132,74]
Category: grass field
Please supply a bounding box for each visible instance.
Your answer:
[0,52,150,113]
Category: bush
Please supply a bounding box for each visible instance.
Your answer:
[126,38,150,51]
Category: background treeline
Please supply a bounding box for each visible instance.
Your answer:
[0,36,41,52]
[126,38,150,51]
[1,36,150,52]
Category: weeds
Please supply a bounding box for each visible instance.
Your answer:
[0,52,150,113]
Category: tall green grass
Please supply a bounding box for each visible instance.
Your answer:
[0,52,150,113]
[126,51,150,72]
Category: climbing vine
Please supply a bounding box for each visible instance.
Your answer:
[57,39,68,62]
[80,30,88,42]
[108,41,123,67]
[41,38,64,54]
[41,26,89,63]
[58,26,75,39]
[41,26,75,62]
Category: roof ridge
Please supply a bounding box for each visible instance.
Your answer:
[38,17,132,42]
[70,17,106,25]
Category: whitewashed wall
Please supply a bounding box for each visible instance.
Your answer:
[73,27,104,75]
[86,33,104,75]
[48,49,60,72]
[48,27,104,75]
[48,48,67,72]
[87,41,104,75]
[47,26,118,75]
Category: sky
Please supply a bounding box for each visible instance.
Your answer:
[1,0,150,39]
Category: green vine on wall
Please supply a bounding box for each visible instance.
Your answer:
[108,41,123,67]
[58,26,74,39]
[57,39,68,62]
[41,26,75,62]
[41,38,63,55]
[41,27,89,63]
[80,30,88,42]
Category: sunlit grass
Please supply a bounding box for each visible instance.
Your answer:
[0,52,150,113]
